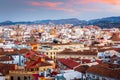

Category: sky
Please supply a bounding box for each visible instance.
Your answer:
[0,0,120,22]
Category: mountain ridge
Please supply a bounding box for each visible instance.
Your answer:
[0,16,120,28]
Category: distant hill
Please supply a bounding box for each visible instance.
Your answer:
[88,16,120,28]
[0,21,14,25]
[0,16,120,28]
[0,21,33,25]
[0,18,85,26]
[33,18,86,25]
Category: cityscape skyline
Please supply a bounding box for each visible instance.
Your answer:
[0,0,120,22]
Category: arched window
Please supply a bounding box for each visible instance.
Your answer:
[10,76,14,80]
[28,76,32,80]
[46,52,48,55]
[54,56,55,59]
[51,52,52,55]
[24,76,27,80]
[18,77,20,80]
[51,56,52,59]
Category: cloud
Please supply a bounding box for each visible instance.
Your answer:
[27,0,120,14]
[65,0,120,13]
[99,0,120,5]
[52,7,74,12]
[27,1,74,12]
[28,1,63,8]
[70,0,120,5]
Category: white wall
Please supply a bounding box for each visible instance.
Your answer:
[12,55,26,66]
[0,76,5,80]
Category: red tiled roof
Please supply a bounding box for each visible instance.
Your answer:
[74,65,89,73]
[51,71,59,76]
[14,41,21,44]
[98,48,112,52]
[25,57,41,69]
[58,49,98,55]
[30,55,41,61]
[70,58,81,61]
[0,56,14,61]
[40,61,52,66]
[110,32,120,41]
[112,48,120,53]
[19,48,30,53]
[25,60,51,69]
[0,63,16,75]
[0,48,5,55]
[25,51,36,58]
[81,59,91,64]
[25,51,52,61]
[96,60,102,64]
[3,48,30,55]
[87,63,120,79]
[0,52,5,55]
[58,58,80,69]
[25,52,52,69]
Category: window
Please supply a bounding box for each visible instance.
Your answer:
[102,78,106,80]
[28,76,31,80]
[10,76,14,80]
[87,74,89,77]
[24,76,27,80]
[54,48,58,50]
[51,56,52,59]
[96,76,99,80]
[51,52,52,55]
[46,52,48,55]
[36,68,39,71]
[54,56,56,59]
[43,68,46,71]
[92,75,95,78]
[31,69,34,71]
[18,77,20,80]
[33,47,37,50]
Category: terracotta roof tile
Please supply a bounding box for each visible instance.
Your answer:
[0,63,16,75]
[110,32,120,41]
[0,56,14,61]
[81,59,91,64]
[25,60,52,69]
[74,65,89,73]
[87,63,120,79]
[57,58,80,69]
[58,49,98,55]
[40,62,52,66]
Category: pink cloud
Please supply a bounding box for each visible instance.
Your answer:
[100,0,120,5]
[52,7,74,12]
[70,0,120,5]
[27,0,120,13]
[28,1,63,8]
[27,1,74,12]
